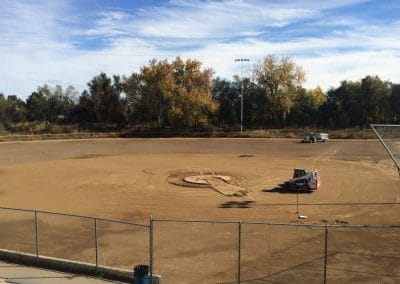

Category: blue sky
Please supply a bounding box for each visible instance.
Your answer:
[1,0,400,99]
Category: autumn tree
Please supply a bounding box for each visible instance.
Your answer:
[253,55,306,127]
[169,58,217,128]
[140,59,175,127]
[140,57,217,128]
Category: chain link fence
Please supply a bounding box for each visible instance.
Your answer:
[151,219,400,284]
[1,207,400,283]
[0,207,149,271]
[326,226,400,283]
[239,223,326,283]
[96,218,149,270]
[151,219,239,283]
[0,207,36,254]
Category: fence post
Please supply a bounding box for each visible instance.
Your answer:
[94,218,99,273]
[238,222,242,284]
[149,215,154,284]
[324,225,328,284]
[34,211,39,262]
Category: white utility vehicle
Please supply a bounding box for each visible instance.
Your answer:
[316,133,329,142]
[285,168,321,192]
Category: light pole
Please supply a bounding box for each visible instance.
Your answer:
[234,58,250,134]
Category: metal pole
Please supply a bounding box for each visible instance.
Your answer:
[240,63,244,134]
[235,58,250,135]
[237,222,242,284]
[34,211,39,262]
[149,215,154,284]
[240,74,243,134]
[324,226,328,284]
[94,218,99,272]
[370,124,400,174]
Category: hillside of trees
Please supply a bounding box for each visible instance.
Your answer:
[1,55,399,134]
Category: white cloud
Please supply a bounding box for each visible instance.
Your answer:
[107,0,319,39]
[298,51,400,90]
[85,11,131,37]
[0,0,399,99]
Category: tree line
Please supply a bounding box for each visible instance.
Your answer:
[1,55,399,132]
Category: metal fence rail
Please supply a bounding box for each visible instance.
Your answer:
[0,206,150,273]
[1,207,400,283]
[370,123,400,175]
[151,218,400,284]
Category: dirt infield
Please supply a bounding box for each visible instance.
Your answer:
[0,138,400,282]
[0,138,399,224]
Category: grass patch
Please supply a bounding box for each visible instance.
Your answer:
[0,124,378,142]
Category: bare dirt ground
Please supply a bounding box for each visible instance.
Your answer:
[0,138,399,224]
[0,138,399,283]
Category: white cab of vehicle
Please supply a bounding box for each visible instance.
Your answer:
[316,133,329,142]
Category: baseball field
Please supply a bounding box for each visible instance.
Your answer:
[0,138,399,283]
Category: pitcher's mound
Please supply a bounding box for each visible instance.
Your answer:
[168,169,250,197]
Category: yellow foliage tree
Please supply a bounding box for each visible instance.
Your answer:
[140,57,218,128]
[254,55,306,127]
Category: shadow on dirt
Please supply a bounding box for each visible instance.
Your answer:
[219,200,255,209]
[262,183,313,194]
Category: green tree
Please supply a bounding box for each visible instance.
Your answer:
[4,95,26,123]
[212,77,239,127]
[238,77,271,129]
[390,84,400,123]
[71,90,96,123]
[358,75,390,127]
[119,72,144,124]
[0,94,7,125]
[86,73,124,123]
[289,86,326,127]
[322,81,361,128]
[40,85,76,123]
[26,91,48,121]
[253,55,306,127]
[26,85,76,123]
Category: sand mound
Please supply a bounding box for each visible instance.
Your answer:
[184,174,232,184]
[168,169,250,197]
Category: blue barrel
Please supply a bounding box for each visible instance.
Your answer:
[133,265,149,284]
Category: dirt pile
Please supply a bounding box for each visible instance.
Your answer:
[168,168,250,197]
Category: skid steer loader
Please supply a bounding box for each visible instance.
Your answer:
[285,168,320,192]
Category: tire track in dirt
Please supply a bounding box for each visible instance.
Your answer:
[311,144,342,170]
[311,144,343,199]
